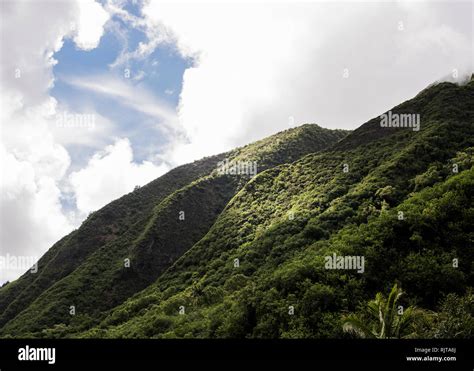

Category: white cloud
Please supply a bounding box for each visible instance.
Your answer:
[74,0,110,50]
[0,136,72,283]
[104,0,167,69]
[69,138,169,214]
[142,1,473,165]
[0,0,110,283]
[0,0,75,109]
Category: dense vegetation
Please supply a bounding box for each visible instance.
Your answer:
[0,78,472,338]
[0,124,347,336]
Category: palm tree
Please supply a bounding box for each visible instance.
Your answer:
[343,283,419,338]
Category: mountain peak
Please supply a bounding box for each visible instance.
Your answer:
[1,79,472,339]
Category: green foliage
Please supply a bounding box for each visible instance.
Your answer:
[343,284,422,339]
[432,291,474,338]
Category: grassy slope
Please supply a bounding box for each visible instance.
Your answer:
[73,80,474,339]
[0,124,348,336]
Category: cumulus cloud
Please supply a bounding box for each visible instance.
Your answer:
[0,142,72,283]
[74,0,110,50]
[142,0,473,165]
[0,108,73,283]
[0,0,76,109]
[0,0,110,283]
[69,138,169,214]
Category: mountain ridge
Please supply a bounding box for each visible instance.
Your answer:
[1,78,472,338]
[0,123,348,335]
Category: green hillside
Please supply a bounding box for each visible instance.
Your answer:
[1,78,472,339]
[0,124,348,336]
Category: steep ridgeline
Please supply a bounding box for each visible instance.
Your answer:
[0,152,227,331]
[0,125,348,336]
[72,79,472,339]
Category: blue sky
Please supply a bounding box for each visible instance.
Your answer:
[51,6,191,166]
[48,2,194,219]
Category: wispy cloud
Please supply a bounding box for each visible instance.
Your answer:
[63,74,179,127]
